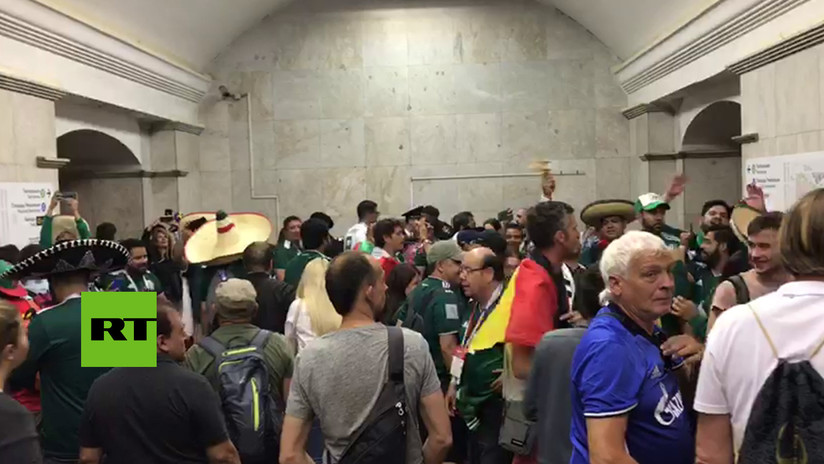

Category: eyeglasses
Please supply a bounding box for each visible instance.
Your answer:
[460,266,486,274]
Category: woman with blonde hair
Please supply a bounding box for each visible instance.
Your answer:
[0,301,41,462]
[285,258,341,352]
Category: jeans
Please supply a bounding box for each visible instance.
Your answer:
[468,399,512,464]
[307,418,324,464]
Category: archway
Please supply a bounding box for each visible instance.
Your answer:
[681,101,742,223]
[57,130,144,240]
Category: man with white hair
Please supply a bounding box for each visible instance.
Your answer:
[569,231,701,464]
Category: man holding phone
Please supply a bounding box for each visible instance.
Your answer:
[39,192,91,247]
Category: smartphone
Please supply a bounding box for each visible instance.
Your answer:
[57,191,78,200]
[160,208,175,223]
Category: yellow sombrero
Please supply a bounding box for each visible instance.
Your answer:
[180,212,217,231]
[730,203,762,243]
[184,211,272,265]
[581,199,636,228]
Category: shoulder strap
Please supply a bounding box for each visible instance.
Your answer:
[386,327,405,394]
[250,329,271,350]
[749,303,824,361]
[729,275,750,305]
[198,336,226,359]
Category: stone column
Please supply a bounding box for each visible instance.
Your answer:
[0,85,62,185]
[144,125,203,220]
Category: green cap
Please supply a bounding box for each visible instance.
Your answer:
[635,193,671,213]
[426,240,464,265]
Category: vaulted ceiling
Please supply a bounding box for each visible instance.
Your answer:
[42,0,714,72]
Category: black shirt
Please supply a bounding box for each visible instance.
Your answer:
[79,354,229,464]
[0,392,41,464]
[246,271,296,334]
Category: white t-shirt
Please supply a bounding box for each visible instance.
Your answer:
[695,280,824,452]
[285,298,317,352]
[344,223,367,250]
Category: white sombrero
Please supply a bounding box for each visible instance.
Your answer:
[184,211,272,265]
[180,212,217,231]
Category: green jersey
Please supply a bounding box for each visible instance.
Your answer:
[273,240,300,270]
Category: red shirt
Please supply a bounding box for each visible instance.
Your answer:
[0,284,41,412]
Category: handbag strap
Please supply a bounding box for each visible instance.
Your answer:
[387,326,405,398]
[748,303,824,360]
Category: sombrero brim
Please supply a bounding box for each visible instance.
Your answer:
[731,204,762,243]
[0,239,129,280]
[581,200,636,228]
[180,212,217,230]
[184,213,272,265]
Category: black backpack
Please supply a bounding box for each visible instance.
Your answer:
[727,274,751,305]
[337,326,408,464]
[199,330,284,464]
[738,303,824,464]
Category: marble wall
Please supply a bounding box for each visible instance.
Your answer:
[205,0,630,234]
[0,89,59,185]
[741,43,824,169]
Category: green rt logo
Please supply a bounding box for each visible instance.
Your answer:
[81,292,157,367]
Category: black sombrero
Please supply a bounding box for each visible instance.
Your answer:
[0,239,129,280]
[580,199,636,228]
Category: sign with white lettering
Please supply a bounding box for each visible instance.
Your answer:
[0,182,54,248]
[744,152,824,211]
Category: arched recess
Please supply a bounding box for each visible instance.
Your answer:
[681,101,742,224]
[57,129,144,240]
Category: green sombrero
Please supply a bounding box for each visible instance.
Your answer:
[580,199,636,228]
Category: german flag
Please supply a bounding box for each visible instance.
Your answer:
[468,258,560,352]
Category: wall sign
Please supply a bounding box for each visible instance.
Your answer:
[744,152,824,211]
[0,182,54,248]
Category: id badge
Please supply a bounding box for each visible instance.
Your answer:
[451,346,468,380]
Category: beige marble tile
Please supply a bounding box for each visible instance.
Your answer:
[552,159,597,214]
[321,167,367,235]
[365,117,410,166]
[198,133,230,172]
[362,17,408,67]
[323,17,364,70]
[595,108,630,158]
[320,119,366,168]
[201,100,230,138]
[251,169,279,197]
[249,71,274,122]
[320,68,365,119]
[776,134,798,155]
[775,47,820,136]
[274,119,321,169]
[457,172,505,215]
[410,115,458,166]
[272,70,323,120]
[595,157,631,200]
[594,59,627,108]
[407,11,458,66]
[546,11,596,60]
[452,63,501,114]
[798,131,821,153]
[0,91,14,165]
[150,131,177,172]
[229,130,250,172]
[548,109,595,159]
[741,64,776,138]
[557,59,595,110]
[177,171,201,215]
[199,172,233,212]
[456,113,503,164]
[11,93,56,165]
[252,120,277,171]
[647,112,675,154]
[501,61,552,112]
[501,111,549,166]
[408,65,458,115]
[365,165,412,217]
[175,132,201,172]
[272,16,362,71]
[452,6,504,64]
[500,8,547,62]
[364,67,410,117]
[149,177,179,214]
[276,169,324,219]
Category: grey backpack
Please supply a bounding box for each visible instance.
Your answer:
[199,330,283,464]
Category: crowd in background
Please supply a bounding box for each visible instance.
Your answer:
[1,167,823,464]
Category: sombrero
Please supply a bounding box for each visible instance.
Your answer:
[0,260,27,298]
[0,239,129,280]
[184,211,272,265]
[581,199,636,228]
[730,203,762,243]
[180,212,217,231]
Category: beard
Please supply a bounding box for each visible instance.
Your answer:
[703,249,721,268]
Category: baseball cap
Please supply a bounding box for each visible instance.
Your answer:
[402,206,424,220]
[421,205,440,218]
[456,229,484,247]
[635,193,671,213]
[215,278,257,319]
[426,241,464,265]
[476,230,507,255]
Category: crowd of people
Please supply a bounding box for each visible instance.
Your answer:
[0,166,823,464]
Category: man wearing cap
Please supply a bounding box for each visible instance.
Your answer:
[635,192,684,249]
[579,199,635,266]
[344,200,379,251]
[185,278,294,404]
[7,239,129,463]
[283,218,331,287]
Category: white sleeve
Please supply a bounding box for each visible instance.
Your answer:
[694,325,731,415]
[285,299,300,344]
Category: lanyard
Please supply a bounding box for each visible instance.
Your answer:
[461,285,503,349]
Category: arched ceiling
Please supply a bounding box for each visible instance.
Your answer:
[43,0,713,71]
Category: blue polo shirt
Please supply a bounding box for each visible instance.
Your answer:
[570,304,694,464]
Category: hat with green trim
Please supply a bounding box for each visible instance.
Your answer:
[634,193,671,214]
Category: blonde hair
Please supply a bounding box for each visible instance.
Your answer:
[0,301,21,349]
[297,259,341,337]
[780,188,824,277]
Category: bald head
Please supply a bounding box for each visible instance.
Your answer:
[464,247,496,268]
[326,251,386,317]
[460,246,504,301]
